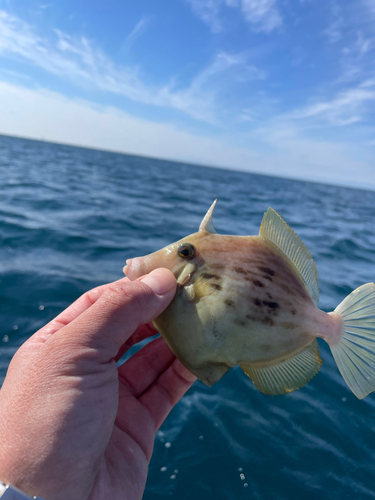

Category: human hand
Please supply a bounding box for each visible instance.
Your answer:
[0,268,197,500]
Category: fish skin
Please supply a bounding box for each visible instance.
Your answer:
[124,208,341,388]
[124,203,375,398]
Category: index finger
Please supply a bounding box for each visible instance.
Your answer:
[31,277,133,343]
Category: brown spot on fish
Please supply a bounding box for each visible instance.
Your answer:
[212,321,219,338]
[246,314,257,321]
[291,309,297,316]
[234,318,247,327]
[252,279,264,288]
[263,275,273,281]
[259,343,272,352]
[253,298,262,307]
[261,317,274,326]
[259,266,275,276]
[209,246,238,254]
[241,258,256,264]
[280,283,296,296]
[202,273,221,281]
[224,298,234,307]
[211,283,222,291]
[266,292,273,299]
[234,267,247,275]
[280,322,296,330]
[263,300,279,309]
[210,263,225,270]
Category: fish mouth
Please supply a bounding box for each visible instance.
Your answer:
[179,271,195,287]
[123,258,143,280]
[124,259,197,287]
[177,263,197,287]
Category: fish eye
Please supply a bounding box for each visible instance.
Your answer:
[177,243,195,260]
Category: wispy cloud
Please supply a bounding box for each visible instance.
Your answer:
[0,80,261,171]
[184,0,282,33]
[285,86,375,126]
[241,0,282,33]
[0,10,258,125]
[124,16,151,49]
[184,0,223,33]
[324,1,375,87]
[354,31,372,55]
[323,3,343,44]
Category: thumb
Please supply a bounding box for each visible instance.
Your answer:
[52,268,177,360]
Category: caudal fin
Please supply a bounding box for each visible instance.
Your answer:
[330,283,375,399]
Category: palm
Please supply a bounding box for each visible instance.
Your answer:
[87,333,194,500]
[0,273,196,500]
[89,399,153,500]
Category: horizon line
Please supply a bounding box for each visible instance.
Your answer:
[1,132,374,194]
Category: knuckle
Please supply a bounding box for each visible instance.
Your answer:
[85,286,104,306]
[155,378,176,407]
[102,280,154,316]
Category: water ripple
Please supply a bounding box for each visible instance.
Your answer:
[1,135,375,499]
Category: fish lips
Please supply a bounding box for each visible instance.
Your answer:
[123,258,144,280]
[124,257,197,290]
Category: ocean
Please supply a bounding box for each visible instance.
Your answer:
[1,134,375,499]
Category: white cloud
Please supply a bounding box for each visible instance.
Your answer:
[355,32,372,55]
[0,81,259,169]
[184,0,282,33]
[0,10,255,125]
[184,0,223,33]
[0,81,374,190]
[364,0,375,16]
[286,87,375,126]
[241,0,282,33]
[124,16,151,49]
[187,52,248,90]
[323,3,343,44]
[325,2,375,86]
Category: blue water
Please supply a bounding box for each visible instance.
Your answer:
[1,134,375,499]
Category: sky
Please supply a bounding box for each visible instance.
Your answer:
[0,1,375,189]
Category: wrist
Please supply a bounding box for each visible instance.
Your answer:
[0,481,45,499]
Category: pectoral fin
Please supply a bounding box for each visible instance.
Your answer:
[240,339,322,395]
[181,273,221,301]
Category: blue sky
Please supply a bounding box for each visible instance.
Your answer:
[0,0,375,189]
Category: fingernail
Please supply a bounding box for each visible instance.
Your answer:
[123,259,132,276]
[140,268,176,296]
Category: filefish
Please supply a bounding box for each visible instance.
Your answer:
[124,201,375,399]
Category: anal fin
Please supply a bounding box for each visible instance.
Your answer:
[240,339,322,395]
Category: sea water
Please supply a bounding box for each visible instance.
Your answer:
[1,134,375,499]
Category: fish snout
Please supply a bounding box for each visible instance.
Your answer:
[124,244,181,281]
[123,257,146,280]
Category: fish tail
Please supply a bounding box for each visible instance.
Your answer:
[329,283,375,399]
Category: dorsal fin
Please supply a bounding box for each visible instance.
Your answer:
[259,208,319,305]
[240,339,322,395]
[199,200,217,233]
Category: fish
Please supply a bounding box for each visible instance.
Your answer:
[124,201,375,399]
